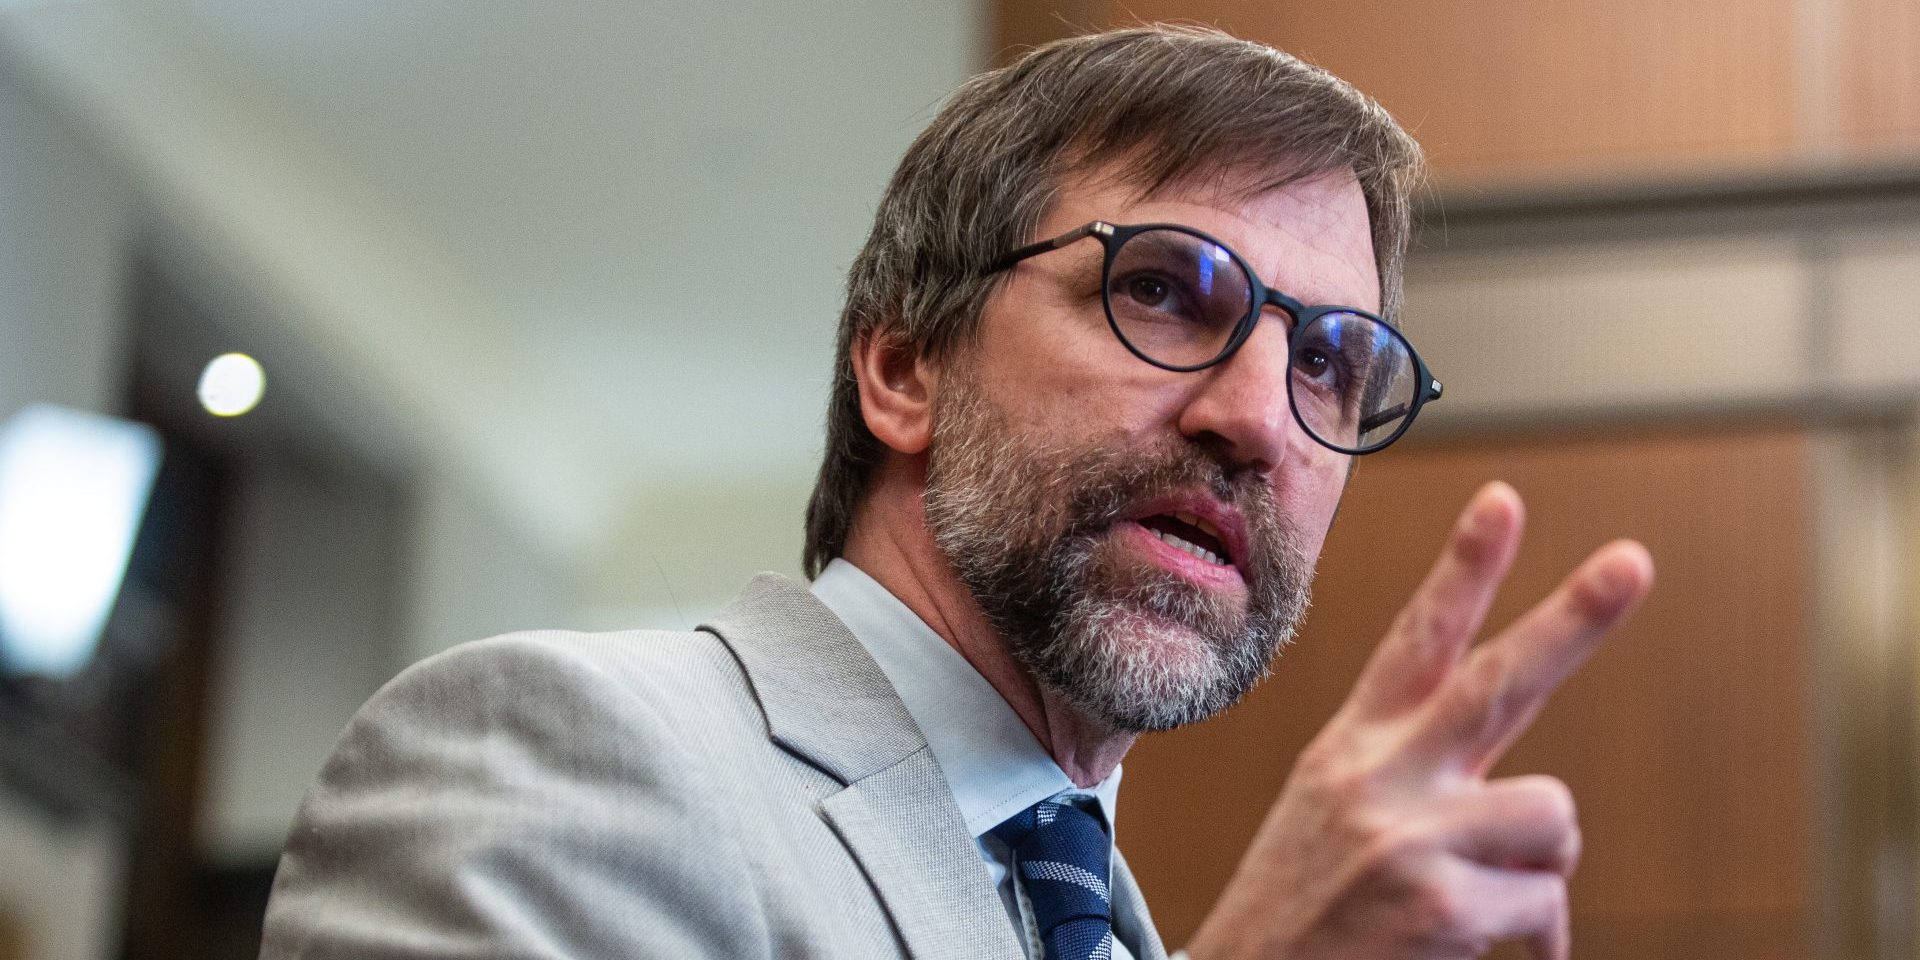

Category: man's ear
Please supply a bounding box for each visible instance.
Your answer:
[852,325,937,456]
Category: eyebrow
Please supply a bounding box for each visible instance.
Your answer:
[1057,247,1105,292]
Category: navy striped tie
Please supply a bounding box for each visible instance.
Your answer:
[991,800,1114,960]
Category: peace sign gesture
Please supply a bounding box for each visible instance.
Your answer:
[1186,482,1655,960]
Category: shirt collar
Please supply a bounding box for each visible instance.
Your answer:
[810,558,1121,838]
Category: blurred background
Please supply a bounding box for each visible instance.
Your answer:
[0,0,1916,958]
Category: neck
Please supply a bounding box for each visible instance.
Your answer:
[842,468,1136,788]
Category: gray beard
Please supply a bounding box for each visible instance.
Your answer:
[922,375,1315,733]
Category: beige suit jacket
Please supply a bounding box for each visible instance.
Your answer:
[260,573,1169,959]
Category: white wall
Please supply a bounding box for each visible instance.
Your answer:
[197,455,407,866]
[0,58,132,960]
[403,471,572,665]
[580,469,815,631]
[0,58,129,420]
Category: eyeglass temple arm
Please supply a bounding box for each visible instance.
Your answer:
[1358,405,1408,434]
[984,222,1109,274]
[1355,379,1443,434]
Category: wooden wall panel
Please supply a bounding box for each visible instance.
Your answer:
[993,0,1920,185]
[1126,0,1798,185]
[994,0,1799,185]
[990,0,1100,61]
[1836,0,1920,153]
[1117,426,1815,960]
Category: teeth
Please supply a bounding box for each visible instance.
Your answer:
[1152,528,1225,566]
[1173,510,1225,543]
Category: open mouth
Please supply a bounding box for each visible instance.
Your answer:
[1135,511,1233,568]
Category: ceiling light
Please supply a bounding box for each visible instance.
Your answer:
[198,353,266,417]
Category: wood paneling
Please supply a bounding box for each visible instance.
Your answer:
[1117,426,1814,959]
[1138,0,1796,185]
[1837,0,1920,153]
[993,0,1919,186]
[989,0,1100,61]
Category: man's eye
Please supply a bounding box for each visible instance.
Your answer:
[1127,276,1173,308]
[1114,272,1203,324]
[1296,347,1339,384]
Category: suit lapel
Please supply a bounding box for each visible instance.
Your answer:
[703,574,922,784]
[819,752,1024,959]
[703,574,1020,959]
[1111,848,1169,960]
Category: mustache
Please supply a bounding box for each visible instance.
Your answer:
[1053,440,1288,573]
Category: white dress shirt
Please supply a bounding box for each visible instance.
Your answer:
[811,559,1138,960]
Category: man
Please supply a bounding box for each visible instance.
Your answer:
[261,24,1653,960]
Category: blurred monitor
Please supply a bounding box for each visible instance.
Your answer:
[0,404,164,822]
[0,405,162,681]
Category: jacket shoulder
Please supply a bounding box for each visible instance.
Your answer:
[261,626,777,959]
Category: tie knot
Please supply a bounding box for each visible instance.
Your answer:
[991,800,1113,960]
[991,800,1110,872]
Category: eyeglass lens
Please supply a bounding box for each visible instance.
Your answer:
[1105,227,1421,453]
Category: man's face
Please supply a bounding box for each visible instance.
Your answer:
[923,166,1376,733]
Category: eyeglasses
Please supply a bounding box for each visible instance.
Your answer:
[988,221,1442,455]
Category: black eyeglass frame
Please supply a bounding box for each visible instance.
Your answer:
[987,220,1444,455]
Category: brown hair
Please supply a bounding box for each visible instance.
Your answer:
[802,24,1423,576]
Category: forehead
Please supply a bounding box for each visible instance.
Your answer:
[1041,164,1380,313]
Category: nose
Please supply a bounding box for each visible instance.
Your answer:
[1173,312,1310,474]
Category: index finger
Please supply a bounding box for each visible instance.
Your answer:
[1344,482,1526,722]
[1403,539,1654,777]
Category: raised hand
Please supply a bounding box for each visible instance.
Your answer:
[1185,482,1655,960]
